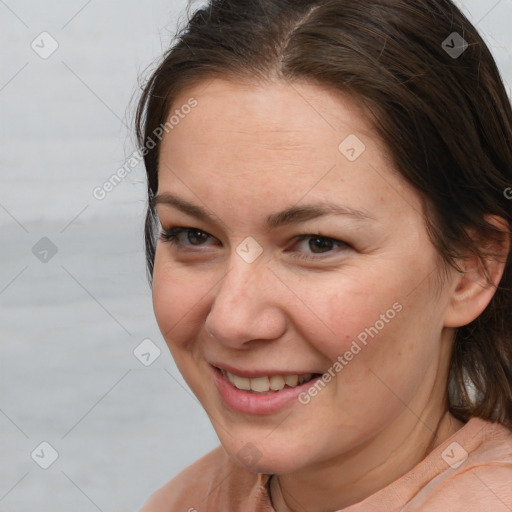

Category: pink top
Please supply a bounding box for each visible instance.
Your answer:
[140,416,512,511]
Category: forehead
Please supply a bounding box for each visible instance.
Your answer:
[157,78,418,221]
[161,78,375,159]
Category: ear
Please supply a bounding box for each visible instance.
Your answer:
[444,215,510,328]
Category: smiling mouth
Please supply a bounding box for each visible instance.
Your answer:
[217,367,321,394]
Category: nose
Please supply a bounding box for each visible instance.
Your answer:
[204,256,287,349]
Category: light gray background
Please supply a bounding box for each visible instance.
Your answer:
[1,0,511,510]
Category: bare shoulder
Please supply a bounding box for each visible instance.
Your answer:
[138,445,227,512]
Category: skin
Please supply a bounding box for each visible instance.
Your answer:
[151,78,502,512]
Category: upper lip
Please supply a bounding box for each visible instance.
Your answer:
[210,362,322,379]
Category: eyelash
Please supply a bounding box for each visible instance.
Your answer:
[158,226,351,260]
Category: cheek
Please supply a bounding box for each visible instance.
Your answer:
[306,266,433,372]
[152,253,207,349]
[312,269,446,400]
[299,272,396,359]
[152,260,175,337]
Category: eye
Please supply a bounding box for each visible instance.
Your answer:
[290,235,351,259]
[158,227,351,260]
[159,227,217,248]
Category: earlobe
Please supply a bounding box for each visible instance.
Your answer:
[444,215,510,328]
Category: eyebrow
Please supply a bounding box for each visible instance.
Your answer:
[152,193,375,229]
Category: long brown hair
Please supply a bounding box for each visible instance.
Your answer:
[135,0,512,429]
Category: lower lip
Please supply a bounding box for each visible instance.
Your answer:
[212,366,321,415]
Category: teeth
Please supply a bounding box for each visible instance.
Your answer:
[250,377,270,392]
[225,370,315,393]
[233,375,251,391]
[298,373,312,385]
[270,375,285,390]
[284,375,298,387]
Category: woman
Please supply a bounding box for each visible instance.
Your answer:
[137,0,512,510]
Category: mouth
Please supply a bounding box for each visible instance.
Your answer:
[219,367,321,394]
[210,363,324,414]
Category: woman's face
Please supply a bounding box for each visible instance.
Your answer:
[152,78,459,474]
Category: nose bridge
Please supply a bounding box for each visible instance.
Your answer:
[205,254,284,346]
[213,255,267,318]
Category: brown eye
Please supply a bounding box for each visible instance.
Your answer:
[187,229,210,245]
[290,235,351,260]
[159,227,216,247]
[308,237,335,253]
